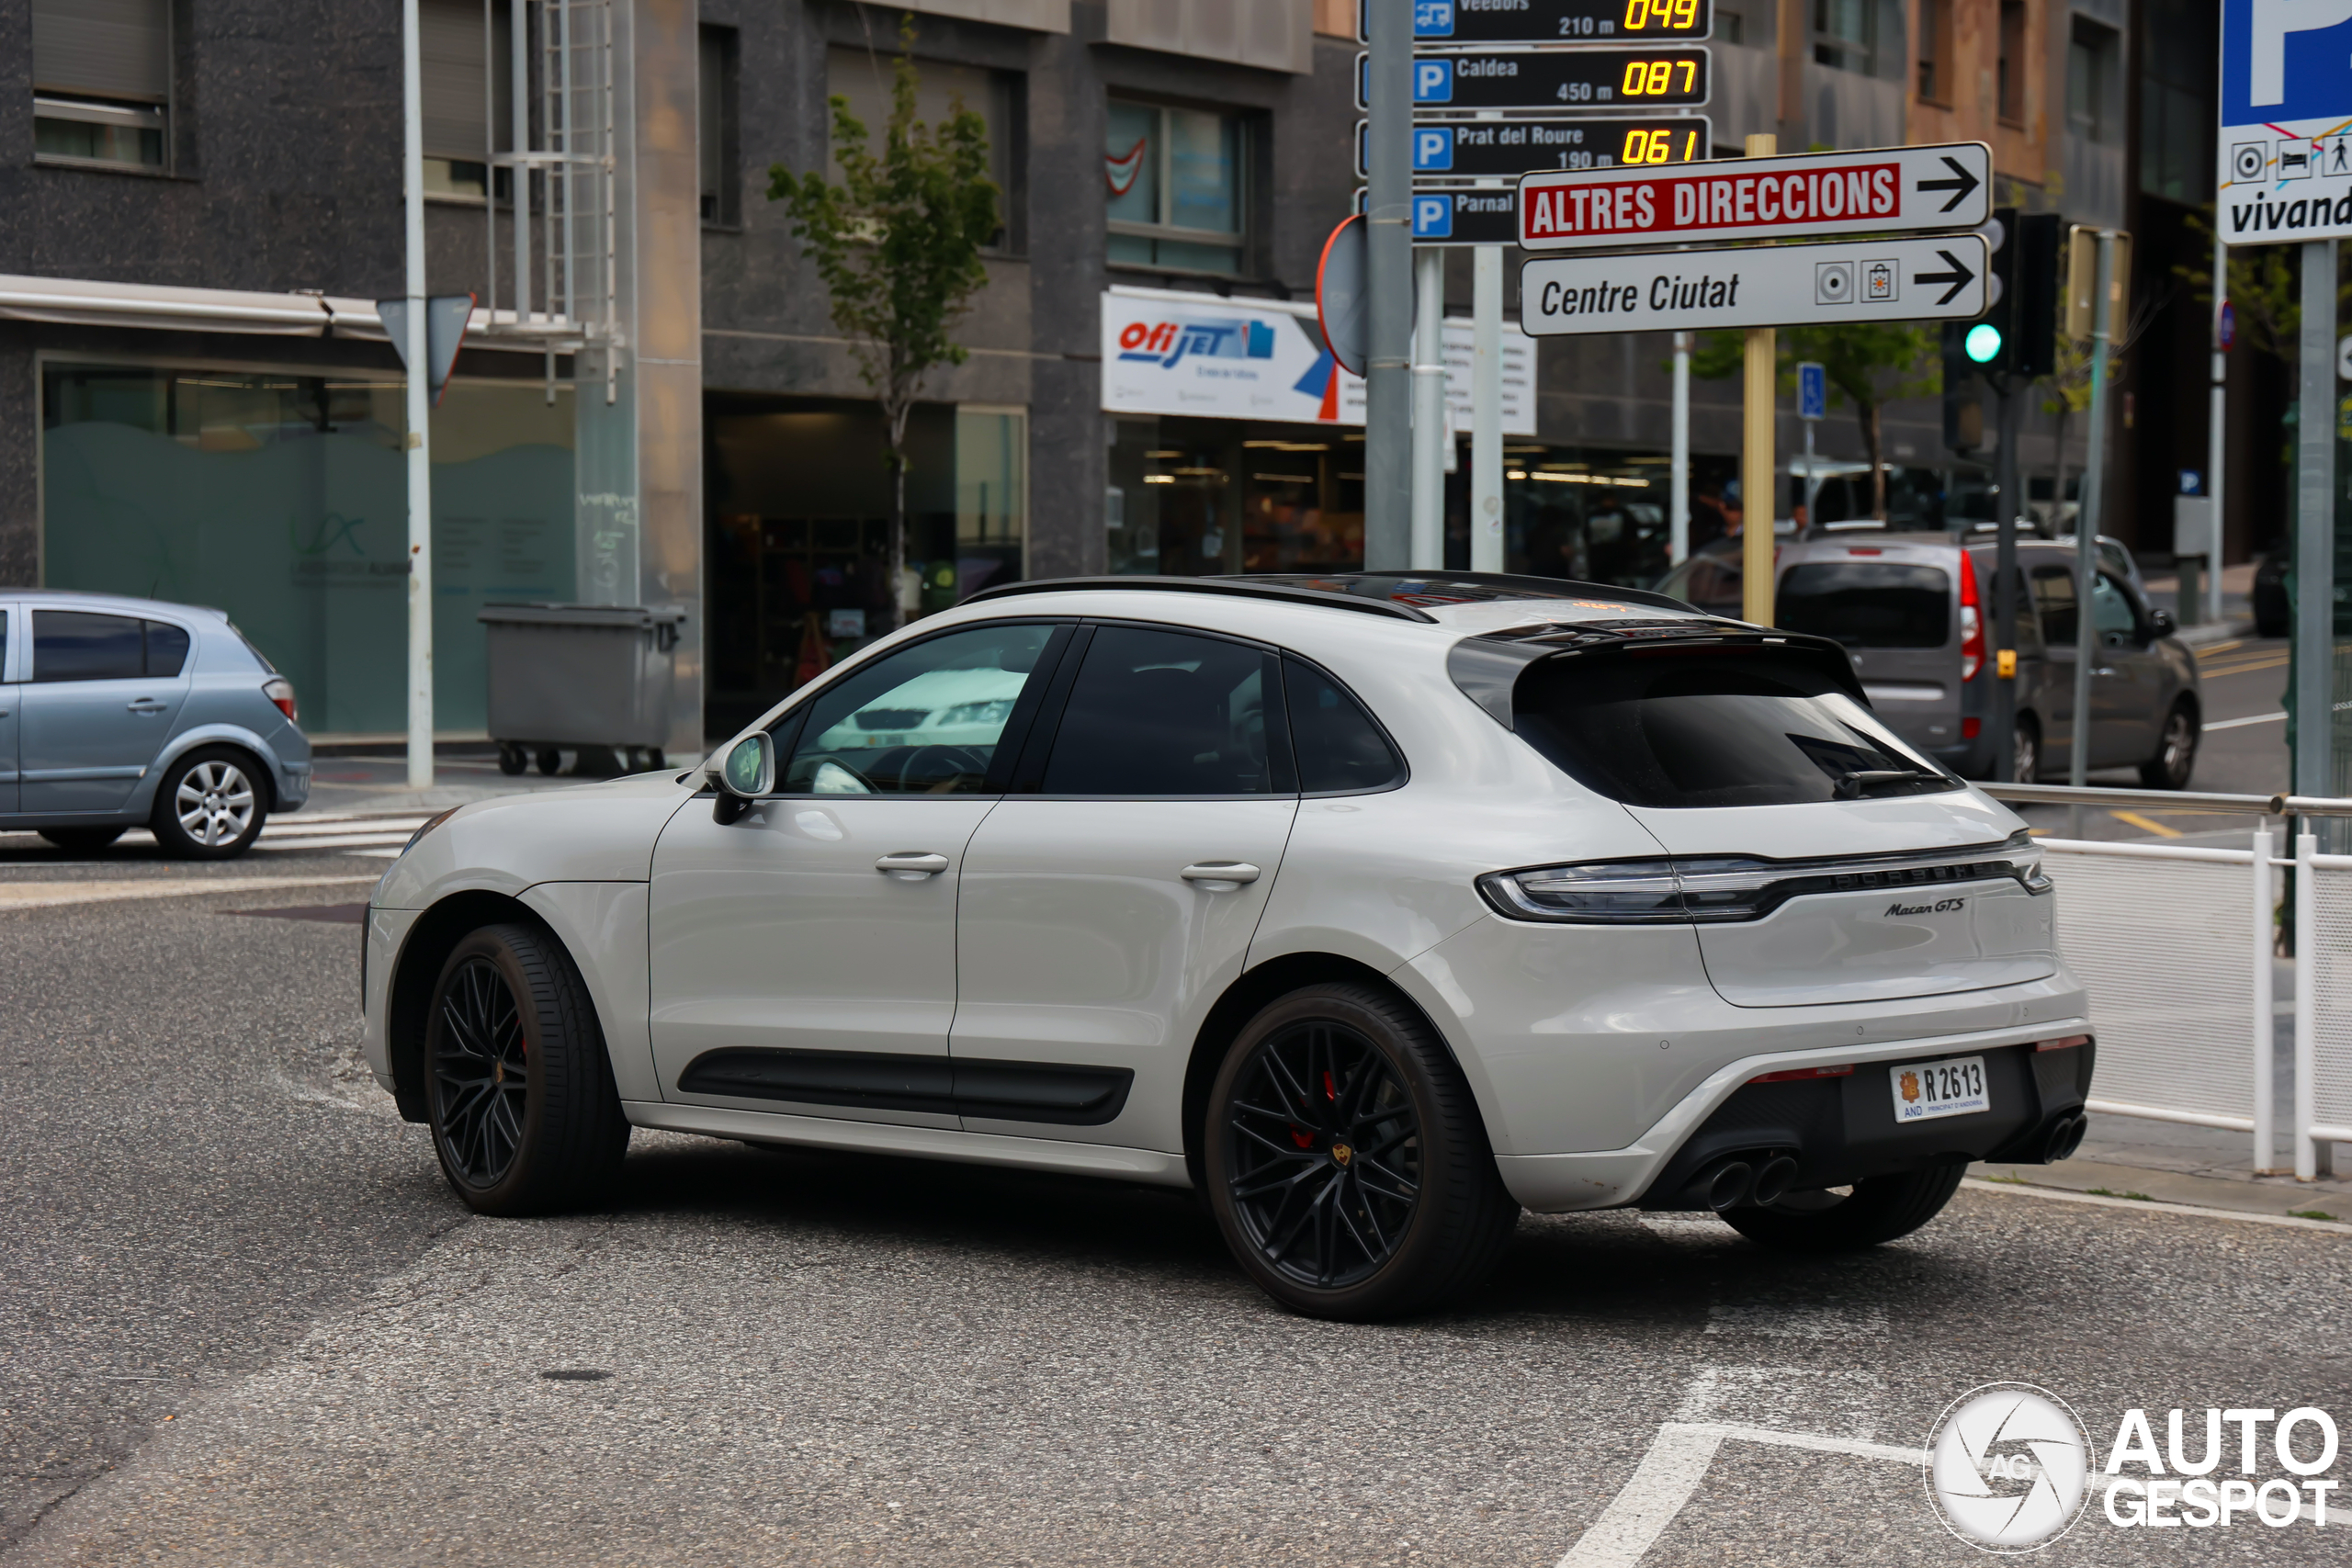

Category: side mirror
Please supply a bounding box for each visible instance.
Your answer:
[712,733,774,825]
[2148,607,2177,639]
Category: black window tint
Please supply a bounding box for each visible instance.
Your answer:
[1284,657,1402,793]
[1042,627,1278,795]
[144,620,190,677]
[781,622,1056,795]
[1775,563,1951,648]
[35,611,144,682]
[1513,649,1956,808]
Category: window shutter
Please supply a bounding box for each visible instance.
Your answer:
[32,0,169,102]
[421,0,488,160]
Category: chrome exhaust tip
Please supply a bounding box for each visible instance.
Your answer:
[1702,1158,1757,1212]
[1749,1154,1801,1208]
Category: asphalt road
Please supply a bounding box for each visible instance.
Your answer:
[1,828,2347,1566]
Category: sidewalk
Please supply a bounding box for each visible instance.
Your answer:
[1975,1110,2352,1223]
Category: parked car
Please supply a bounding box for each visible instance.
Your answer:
[364,573,2092,1322]
[1656,534,2200,786]
[0,591,311,856]
[2255,547,2290,638]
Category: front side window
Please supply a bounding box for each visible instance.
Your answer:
[1283,657,1403,794]
[1041,626,1281,795]
[2031,566,2138,647]
[780,623,1056,795]
[33,0,169,170]
[1106,100,1248,276]
[35,611,145,682]
[1776,563,1951,649]
[1513,649,1954,808]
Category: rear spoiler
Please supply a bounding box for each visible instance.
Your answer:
[1446,622,1866,731]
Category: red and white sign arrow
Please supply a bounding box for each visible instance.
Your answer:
[1516,141,1989,252]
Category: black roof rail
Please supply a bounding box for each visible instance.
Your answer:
[958,575,1441,623]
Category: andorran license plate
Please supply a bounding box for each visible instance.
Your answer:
[1891,1056,1989,1122]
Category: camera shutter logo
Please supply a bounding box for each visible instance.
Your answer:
[1924,1383,2091,1551]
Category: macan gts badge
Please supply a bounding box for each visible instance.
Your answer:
[364,574,2093,1320]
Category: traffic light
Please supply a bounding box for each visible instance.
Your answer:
[1962,207,2060,380]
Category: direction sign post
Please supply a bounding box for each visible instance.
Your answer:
[1741,133,1774,629]
[1517,234,1990,333]
[1363,0,1412,570]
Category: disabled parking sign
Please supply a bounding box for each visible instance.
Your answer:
[2220,0,2352,243]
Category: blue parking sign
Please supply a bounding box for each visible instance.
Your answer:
[1413,128,1453,172]
[1413,195,1454,239]
[1413,59,1453,103]
[2220,0,2352,243]
[1798,362,1826,421]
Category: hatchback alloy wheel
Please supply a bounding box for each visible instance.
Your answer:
[175,759,255,847]
[1224,1018,1422,1289]
[431,955,532,1187]
[2140,703,2198,790]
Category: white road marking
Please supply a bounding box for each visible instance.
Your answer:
[261,818,427,839]
[2202,711,2286,731]
[1960,1178,2352,1235]
[0,875,377,913]
[250,833,415,852]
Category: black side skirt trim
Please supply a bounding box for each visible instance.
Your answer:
[675,1048,1135,1126]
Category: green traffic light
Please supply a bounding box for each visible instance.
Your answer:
[1965,322,2004,364]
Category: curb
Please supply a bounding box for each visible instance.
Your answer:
[1961,1178,2352,1235]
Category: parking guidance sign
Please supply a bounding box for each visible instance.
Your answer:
[1357,0,1713,43]
[1518,143,1989,250]
[2220,0,2352,243]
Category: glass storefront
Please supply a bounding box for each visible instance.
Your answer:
[40,363,576,737]
[705,396,1027,737]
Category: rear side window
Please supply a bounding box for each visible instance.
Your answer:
[1283,657,1403,793]
[35,611,143,681]
[1776,563,1951,648]
[1041,626,1282,796]
[145,620,191,676]
[1513,649,1956,808]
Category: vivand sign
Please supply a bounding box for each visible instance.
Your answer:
[1515,142,1990,250]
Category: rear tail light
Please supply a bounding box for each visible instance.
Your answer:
[1751,1064,1856,1084]
[2033,1033,2092,1052]
[263,677,298,722]
[1957,549,1984,682]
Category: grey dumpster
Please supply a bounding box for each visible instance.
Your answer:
[477,603,688,775]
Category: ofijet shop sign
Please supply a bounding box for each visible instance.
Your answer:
[2220,0,2352,243]
[1517,143,1989,250]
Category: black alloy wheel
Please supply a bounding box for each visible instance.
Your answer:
[422,923,629,1214]
[1205,983,1518,1320]
[2011,715,2040,784]
[1224,1018,1422,1290]
[432,954,532,1188]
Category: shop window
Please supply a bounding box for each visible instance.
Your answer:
[1813,0,1873,74]
[1996,1,2027,126]
[956,407,1026,597]
[1105,100,1250,276]
[826,46,1017,251]
[1107,419,1363,579]
[40,365,576,738]
[2066,18,2118,145]
[421,0,513,202]
[32,0,170,171]
[700,25,741,226]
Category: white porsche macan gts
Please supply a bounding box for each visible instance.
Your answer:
[363,574,2095,1320]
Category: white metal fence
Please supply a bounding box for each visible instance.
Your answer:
[1985,784,2352,1181]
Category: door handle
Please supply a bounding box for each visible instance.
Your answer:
[874,851,950,878]
[2091,667,2118,678]
[1182,862,1261,888]
[127,698,167,714]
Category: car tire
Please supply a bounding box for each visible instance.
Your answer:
[424,922,628,1216]
[148,746,267,859]
[2139,700,2199,790]
[1204,982,1519,1321]
[2012,714,2041,784]
[1717,1161,1967,1252]
[497,744,528,776]
[39,827,126,852]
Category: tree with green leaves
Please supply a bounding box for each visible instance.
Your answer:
[1691,322,1940,522]
[768,16,999,631]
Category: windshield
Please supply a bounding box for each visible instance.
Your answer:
[1776,562,1951,648]
[1512,649,1957,808]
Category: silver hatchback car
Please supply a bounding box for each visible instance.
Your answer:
[0,591,311,857]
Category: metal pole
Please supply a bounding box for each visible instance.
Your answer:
[2295,240,2337,808]
[401,0,435,790]
[1802,415,1817,528]
[1670,329,1690,567]
[1363,0,1412,571]
[1741,132,1777,626]
[2067,232,2114,836]
[1994,386,2021,784]
[2209,232,2227,626]
[2252,824,2278,1173]
[1472,243,1505,573]
[1411,247,1446,569]
[2295,830,2320,1180]
[512,0,531,324]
